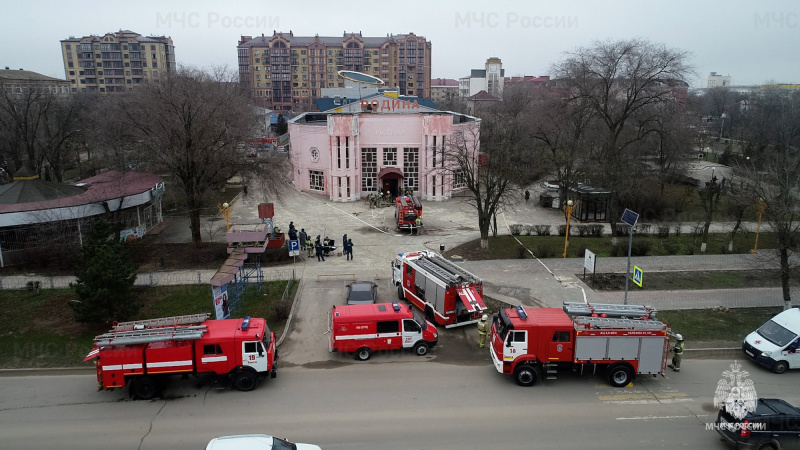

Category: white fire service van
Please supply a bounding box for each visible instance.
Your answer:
[329,301,438,360]
[742,307,800,374]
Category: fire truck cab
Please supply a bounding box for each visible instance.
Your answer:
[392,250,487,328]
[490,303,669,388]
[330,301,438,360]
[395,195,422,230]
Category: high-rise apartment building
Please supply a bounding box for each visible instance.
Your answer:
[238,31,431,111]
[60,30,176,93]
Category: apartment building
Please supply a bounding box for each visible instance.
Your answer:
[238,31,431,111]
[60,30,176,93]
[707,72,732,88]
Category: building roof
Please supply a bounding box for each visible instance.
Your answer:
[238,31,428,49]
[467,90,499,101]
[314,92,438,112]
[0,171,163,214]
[431,78,459,87]
[0,69,67,83]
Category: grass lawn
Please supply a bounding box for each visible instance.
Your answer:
[0,280,297,369]
[659,307,781,346]
[446,232,777,260]
[583,270,791,291]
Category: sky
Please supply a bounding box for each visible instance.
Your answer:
[3,0,799,88]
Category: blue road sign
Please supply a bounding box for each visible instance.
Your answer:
[632,266,643,287]
[621,208,639,227]
[288,239,300,256]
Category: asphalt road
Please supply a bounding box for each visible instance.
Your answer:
[2,359,798,449]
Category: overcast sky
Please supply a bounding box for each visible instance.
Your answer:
[4,0,798,88]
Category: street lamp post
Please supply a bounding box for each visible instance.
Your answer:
[752,197,766,254]
[219,202,231,231]
[719,112,728,142]
[562,199,575,258]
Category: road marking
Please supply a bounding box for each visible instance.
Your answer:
[604,398,694,405]
[616,414,709,421]
[598,391,688,401]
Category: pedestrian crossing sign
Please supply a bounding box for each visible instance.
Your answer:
[632,266,643,288]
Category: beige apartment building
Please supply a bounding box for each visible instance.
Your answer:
[238,31,431,111]
[60,30,176,93]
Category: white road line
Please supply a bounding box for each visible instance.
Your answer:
[325,202,392,235]
[604,398,694,405]
[616,414,709,421]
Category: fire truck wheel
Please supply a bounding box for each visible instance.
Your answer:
[131,376,158,400]
[233,370,258,391]
[771,361,789,374]
[356,347,372,361]
[397,286,404,300]
[413,342,429,356]
[514,365,538,387]
[607,364,633,387]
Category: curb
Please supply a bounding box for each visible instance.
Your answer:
[684,348,741,359]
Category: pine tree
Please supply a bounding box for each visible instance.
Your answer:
[70,219,140,325]
[275,114,288,135]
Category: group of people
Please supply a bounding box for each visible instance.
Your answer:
[290,222,354,262]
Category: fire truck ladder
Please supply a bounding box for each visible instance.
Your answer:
[417,254,480,285]
[94,325,208,347]
[111,313,210,332]
[573,316,667,331]
[563,302,657,319]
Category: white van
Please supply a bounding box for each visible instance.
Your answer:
[742,308,800,374]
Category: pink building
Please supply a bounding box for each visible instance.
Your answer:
[288,94,481,202]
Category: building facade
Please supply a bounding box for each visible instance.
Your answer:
[459,57,504,98]
[430,78,459,105]
[288,94,479,202]
[707,72,732,88]
[60,30,176,94]
[238,31,431,111]
[0,69,70,96]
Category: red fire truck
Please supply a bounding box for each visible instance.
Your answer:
[329,300,438,360]
[392,250,487,328]
[489,303,670,387]
[395,195,422,230]
[83,314,277,400]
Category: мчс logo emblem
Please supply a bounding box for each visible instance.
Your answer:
[714,361,757,420]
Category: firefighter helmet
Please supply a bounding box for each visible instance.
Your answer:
[675,334,683,341]
[481,314,488,321]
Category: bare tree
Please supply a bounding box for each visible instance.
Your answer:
[107,66,286,248]
[441,87,533,249]
[737,88,800,308]
[0,81,83,180]
[552,38,694,228]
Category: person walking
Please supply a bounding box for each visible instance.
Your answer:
[477,314,490,348]
[345,238,354,260]
[669,334,684,372]
[315,241,325,262]
[524,190,530,202]
[299,228,308,250]
[342,233,348,251]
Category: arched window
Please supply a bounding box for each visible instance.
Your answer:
[272,41,286,48]
[346,41,360,49]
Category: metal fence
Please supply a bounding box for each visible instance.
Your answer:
[0,268,296,290]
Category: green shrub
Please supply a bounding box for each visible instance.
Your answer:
[656,225,670,238]
[534,225,552,236]
[588,224,604,237]
[631,241,651,256]
[558,225,568,236]
[638,224,651,237]
[270,297,292,322]
[664,241,681,255]
[509,224,524,235]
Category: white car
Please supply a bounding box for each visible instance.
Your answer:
[206,434,322,450]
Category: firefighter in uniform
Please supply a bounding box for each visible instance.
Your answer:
[477,314,490,348]
[669,334,684,372]
[414,217,423,235]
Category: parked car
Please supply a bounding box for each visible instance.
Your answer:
[206,434,321,450]
[346,281,378,305]
[716,397,800,449]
